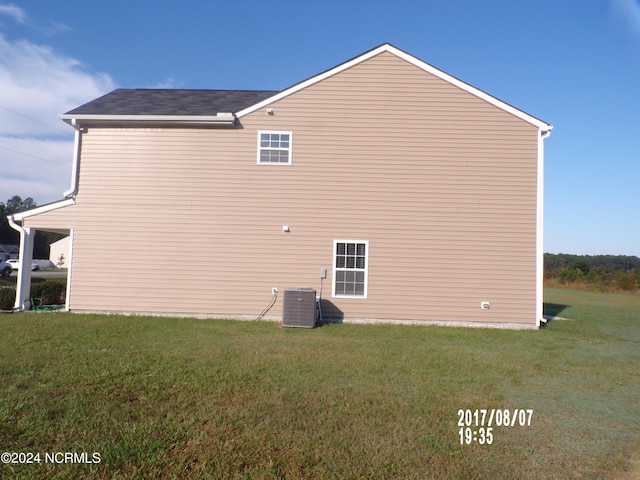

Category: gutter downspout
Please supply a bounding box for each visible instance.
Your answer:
[63,119,82,198]
[536,127,553,328]
[8,215,34,311]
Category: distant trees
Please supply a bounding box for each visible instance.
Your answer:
[545,253,639,292]
[0,195,66,260]
[3,195,37,213]
[545,253,640,273]
[0,195,35,246]
[614,270,638,291]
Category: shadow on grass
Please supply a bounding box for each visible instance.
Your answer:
[543,302,570,324]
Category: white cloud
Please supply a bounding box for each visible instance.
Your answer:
[0,136,73,203]
[0,34,115,136]
[0,33,115,204]
[0,3,26,23]
[149,76,181,89]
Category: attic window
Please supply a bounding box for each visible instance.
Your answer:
[258,131,292,165]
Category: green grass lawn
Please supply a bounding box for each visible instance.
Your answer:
[0,289,638,479]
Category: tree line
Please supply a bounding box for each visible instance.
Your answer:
[545,253,639,292]
[0,196,66,260]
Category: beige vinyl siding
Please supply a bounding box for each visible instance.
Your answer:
[25,51,540,325]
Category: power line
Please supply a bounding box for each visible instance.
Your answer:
[0,104,72,168]
[0,144,71,168]
[0,104,70,136]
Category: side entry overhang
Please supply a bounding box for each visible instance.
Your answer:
[8,199,74,311]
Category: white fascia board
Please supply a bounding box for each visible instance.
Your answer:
[59,113,236,127]
[10,198,75,222]
[386,45,551,130]
[235,45,390,118]
[237,44,551,130]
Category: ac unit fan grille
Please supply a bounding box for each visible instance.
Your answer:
[282,288,316,328]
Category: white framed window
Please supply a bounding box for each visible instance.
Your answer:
[333,240,369,298]
[257,131,292,165]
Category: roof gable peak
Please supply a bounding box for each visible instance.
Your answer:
[236,43,550,130]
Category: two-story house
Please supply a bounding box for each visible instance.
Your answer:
[9,44,552,328]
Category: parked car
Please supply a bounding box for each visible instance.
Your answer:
[6,259,40,271]
[1,260,12,277]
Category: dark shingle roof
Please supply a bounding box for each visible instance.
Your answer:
[65,89,279,116]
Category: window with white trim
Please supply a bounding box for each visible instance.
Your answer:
[258,131,292,164]
[333,240,368,298]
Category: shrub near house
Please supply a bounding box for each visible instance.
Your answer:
[0,285,15,310]
[0,279,66,311]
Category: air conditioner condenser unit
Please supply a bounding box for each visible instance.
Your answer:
[282,287,316,328]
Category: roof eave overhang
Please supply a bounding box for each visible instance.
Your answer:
[10,198,75,223]
[59,113,237,129]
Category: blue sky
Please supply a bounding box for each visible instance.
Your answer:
[1,1,639,256]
